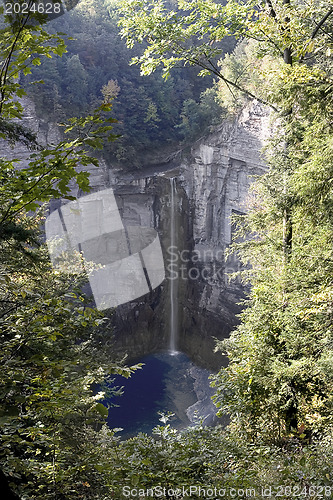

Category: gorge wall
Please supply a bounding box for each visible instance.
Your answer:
[107,102,270,369]
[1,98,270,370]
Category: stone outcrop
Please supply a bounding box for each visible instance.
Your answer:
[102,102,270,369]
[2,97,270,370]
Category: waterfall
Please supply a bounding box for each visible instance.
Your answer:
[169,177,179,354]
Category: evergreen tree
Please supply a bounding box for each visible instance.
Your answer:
[119,0,333,441]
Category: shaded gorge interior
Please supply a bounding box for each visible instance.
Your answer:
[1,96,270,436]
[98,105,269,434]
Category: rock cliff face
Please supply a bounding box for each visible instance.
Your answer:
[2,98,270,370]
[103,102,270,369]
[178,103,270,368]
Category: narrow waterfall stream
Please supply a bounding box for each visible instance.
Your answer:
[104,178,219,437]
[169,177,179,354]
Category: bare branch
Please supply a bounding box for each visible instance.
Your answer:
[311,8,333,40]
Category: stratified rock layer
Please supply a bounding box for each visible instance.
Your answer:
[2,98,270,369]
[106,102,270,369]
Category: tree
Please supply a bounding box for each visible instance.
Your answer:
[119,0,333,441]
[0,229,132,498]
[118,0,332,109]
[19,0,219,163]
[64,54,89,109]
[0,8,140,498]
[0,4,118,232]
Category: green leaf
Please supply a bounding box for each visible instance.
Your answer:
[95,403,108,418]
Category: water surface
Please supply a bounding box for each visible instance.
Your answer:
[106,352,205,438]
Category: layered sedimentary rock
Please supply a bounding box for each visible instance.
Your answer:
[177,102,270,368]
[2,97,270,369]
[106,102,270,369]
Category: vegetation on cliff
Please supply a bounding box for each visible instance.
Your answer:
[0,7,138,497]
[21,0,233,165]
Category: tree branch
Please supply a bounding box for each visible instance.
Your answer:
[0,2,35,116]
[311,8,333,40]
[265,0,277,19]
[169,39,279,111]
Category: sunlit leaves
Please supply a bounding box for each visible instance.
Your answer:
[0,7,125,498]
[0,236,139,497]
[119,0,333,110]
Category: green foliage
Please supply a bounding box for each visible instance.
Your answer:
[119,0,235,79]
[176,87,225,141]
[119,0,333,447]
[1,0,333,496]
[0,207,144,498]
[97,413,333,499]
[0,3,118,228]
[0,8,138,498]
[22,0,224,163]
[0,7,67,122]
[119,0,332,110]
[210,5,333,443]
[64,54,88,108]
[0,102,117,231]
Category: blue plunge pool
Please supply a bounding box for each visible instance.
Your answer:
[105,352,216,438]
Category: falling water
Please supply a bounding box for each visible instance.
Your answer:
[169,177,178,354]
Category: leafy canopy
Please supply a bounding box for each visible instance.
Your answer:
[0,7,140,498]
[120,0,333,442]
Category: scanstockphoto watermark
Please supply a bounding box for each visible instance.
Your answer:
[46,188,241,311]
[166,246,242,284]
[122,484,333,498]
[46,188,165,311]
[122,485,256,498]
